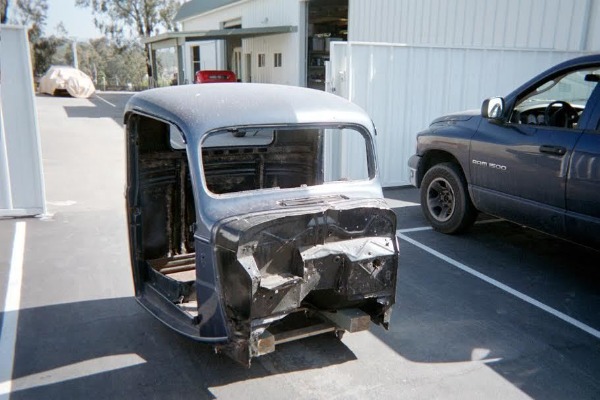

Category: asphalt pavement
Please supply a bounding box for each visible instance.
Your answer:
[0,90,599,399]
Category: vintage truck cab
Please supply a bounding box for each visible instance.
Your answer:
[124,83,399,366]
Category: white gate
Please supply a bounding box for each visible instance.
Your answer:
[328,42,590,187]
[0,25,47,217]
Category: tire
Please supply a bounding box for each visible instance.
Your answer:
[420,162,477,234]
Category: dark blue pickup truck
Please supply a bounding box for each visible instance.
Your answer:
[408,54,600,249]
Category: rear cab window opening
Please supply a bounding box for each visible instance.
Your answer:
[199,125,374,196]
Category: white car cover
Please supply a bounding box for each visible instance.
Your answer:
[39,66,96,98]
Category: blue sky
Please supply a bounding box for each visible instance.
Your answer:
[45,0,100,40]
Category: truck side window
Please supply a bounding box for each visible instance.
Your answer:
[511,68,600,129]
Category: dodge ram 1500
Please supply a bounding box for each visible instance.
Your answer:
[409,54,600,249]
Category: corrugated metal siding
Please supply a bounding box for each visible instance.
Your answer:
[241,0,301,85]
[328,43,590,187]
[349,0,600,51]
[243,0,299,27]
[244,33,300,84]
[586,0,600,50]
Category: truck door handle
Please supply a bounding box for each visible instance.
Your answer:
[539,145,566,156]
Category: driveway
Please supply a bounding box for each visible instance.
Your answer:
[0,91,598,399]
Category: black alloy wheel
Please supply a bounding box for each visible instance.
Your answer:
[420,162,477,233]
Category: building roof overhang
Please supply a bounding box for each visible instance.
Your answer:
[143,26,297,49]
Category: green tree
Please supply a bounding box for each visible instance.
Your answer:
[1,0,8,23]
[32,35,67,75]
[67,38,148,89]
[75,0,181,83]
[11,0,48,42]
[7,0,64,76]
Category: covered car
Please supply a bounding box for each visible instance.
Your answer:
[124,83,399,366]
[39,66,95,98]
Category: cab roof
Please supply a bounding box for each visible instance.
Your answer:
[124,83,374,141]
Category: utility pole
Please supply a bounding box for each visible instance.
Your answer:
[71,39,78,69]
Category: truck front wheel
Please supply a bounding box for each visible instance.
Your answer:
[420,162,477,233]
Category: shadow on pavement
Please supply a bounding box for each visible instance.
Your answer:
[8,297,356,399]
[371,219,600,399]
[59,92,133,126]
[63,105,124,126]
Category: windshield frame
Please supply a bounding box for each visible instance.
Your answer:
[198,122,377,199]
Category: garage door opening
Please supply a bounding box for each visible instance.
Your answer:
[307,0,348,90]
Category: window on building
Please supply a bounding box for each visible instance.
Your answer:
[274,53,282,68]
[258,53,266,68]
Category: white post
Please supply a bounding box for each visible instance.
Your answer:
[0,25,47,217]
[0,96,14,210]
[71,39,79,69]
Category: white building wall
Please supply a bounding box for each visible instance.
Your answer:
[244,33,299,85]
[180,0,303,86]
[331,0,600,187]
[243,0,300,26]
[182,0,299,30]
[349,0,600,51]
[241,0,302,85]
[329,43,590,187]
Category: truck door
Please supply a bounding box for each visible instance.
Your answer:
[471,117,581,234]
[565,83,600,247]
[471,67,599,234]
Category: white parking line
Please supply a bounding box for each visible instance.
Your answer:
[94,94,116,107]
[398,226,434,234]
[0,221,26,399]
[397,218,504,234]
[398,232,600,340]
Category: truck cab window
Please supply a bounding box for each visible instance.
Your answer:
[511,68,599,128]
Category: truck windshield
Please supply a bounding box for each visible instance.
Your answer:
[200,126,372,195]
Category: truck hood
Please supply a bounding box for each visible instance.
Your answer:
[431,109,480,125]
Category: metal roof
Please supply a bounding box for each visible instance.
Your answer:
[174,0,241,22]
[124,83,374,141]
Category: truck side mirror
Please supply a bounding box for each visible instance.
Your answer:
[482,97,505,120]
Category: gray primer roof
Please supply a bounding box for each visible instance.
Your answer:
[124,83,374,142]
[125,83,383,233]
[175,0,240,22]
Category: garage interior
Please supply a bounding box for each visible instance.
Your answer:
[223,19,242,80]
[307,0,348,90]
